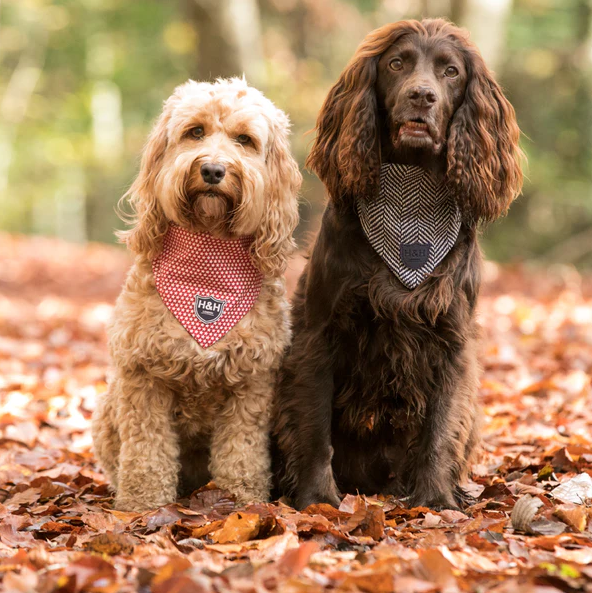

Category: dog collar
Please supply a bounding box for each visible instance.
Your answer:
[357,163,461,289]
[152,225,263,348]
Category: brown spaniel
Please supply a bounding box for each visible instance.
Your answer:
[274,19,523,510]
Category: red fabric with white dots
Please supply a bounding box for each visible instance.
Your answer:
[152,224,263,348]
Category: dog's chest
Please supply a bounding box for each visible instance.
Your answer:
[173,387,225,436]
[332,296,463,433]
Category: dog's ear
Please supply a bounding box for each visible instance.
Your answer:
[117,107,171,259]
[305,53,379,205]
[251,111,301,277]
[447,50,523,224]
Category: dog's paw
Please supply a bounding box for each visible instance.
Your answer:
[114,495,173,512]
[454,486,477,508]
[408,490,459,512]
[230,486,270,507]
[295,489,342,511]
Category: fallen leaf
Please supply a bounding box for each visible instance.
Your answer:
[84,533,135,555]
[554,504,587,532]
[211,512,261,544]
[511,494,543,532]
[277,541,319,576]
[552,473,592,504]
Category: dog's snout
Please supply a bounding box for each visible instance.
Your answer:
[407,86,437,107]
[200,163,226,185]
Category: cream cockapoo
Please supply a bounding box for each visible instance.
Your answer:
[92,78,301,511]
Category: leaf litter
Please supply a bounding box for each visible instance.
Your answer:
[1,235,592,591]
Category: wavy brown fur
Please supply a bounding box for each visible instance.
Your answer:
[274,19,522,510]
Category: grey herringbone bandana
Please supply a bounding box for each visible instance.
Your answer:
[357,163,461,289]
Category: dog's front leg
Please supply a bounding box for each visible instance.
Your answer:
[209,377,273,504]
[115,374,180,511]
[275,341,340,510]
[406,361,477,511]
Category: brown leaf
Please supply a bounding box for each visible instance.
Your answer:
[552,447,577,472]
[189,486,235,517]
[422,513,442,527]
[84,532,134,555]
[4,488,41,510]
[466,532,499,551]
[511,494,543,532]
[393,575,439,593]
[210,512,261,544]
[276,541,319,576]
[529,519,567,536]
[302,503,350,521]
[0,519,35,548]
[439,509,468,523]
[80,511,119,532]
[554,546,592,564]
[152,558,193,586]
[342,569,396,593]
[191,520,224,538]
[2,567,39,593]
[415,549,457,591]
[62,556,118,593]
[554,503,588,532]
[152,575,205,593]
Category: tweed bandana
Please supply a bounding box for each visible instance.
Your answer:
[357,163,461,289]
[152,225,263,348]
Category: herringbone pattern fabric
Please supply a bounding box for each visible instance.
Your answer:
[357,163,461,289]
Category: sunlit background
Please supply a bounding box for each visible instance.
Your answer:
[1,0,591,264]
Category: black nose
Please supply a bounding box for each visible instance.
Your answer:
[407,86,437,107]
[200,163,226,185]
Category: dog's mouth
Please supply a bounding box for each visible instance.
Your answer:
[192,190,235,219]
[399,118,430,138]
[179,187,237,235]
[393,117,443,152]
[181,163,244,235]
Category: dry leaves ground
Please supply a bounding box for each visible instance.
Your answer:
[1,234,592,593]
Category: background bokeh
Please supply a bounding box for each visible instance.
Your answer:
[1,0,591,264]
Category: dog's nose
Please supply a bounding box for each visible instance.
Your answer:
[407,86,437,107]
[200,163,226,185]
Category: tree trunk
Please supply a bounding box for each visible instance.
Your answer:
[187,0,265,86]
[460,0,513,72]
[450,0,467,24]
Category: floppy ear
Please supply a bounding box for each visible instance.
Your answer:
[117,108,171,260]
[306,54,379,205]
[446,51,523,224]
[251,111,301,277]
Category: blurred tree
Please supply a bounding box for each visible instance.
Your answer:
[461,0,513,71]
[186,0,265,85]
[0,0,591,266]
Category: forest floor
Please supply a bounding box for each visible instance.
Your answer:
[1,233,592,593]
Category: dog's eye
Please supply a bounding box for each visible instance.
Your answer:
[190,126,204,139]
[445,66,459,78]
[389,58,403,71]
[236,134,251,145]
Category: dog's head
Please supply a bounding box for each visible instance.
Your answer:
[306,19,523,223]
[119,78,301,276]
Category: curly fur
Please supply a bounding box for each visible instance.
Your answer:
[274,19,523,510]
[92,78,301,511]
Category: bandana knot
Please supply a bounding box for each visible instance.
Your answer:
[357,163,461,289]
[152,225,263,348]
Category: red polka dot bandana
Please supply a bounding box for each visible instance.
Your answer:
[152,225,263,348]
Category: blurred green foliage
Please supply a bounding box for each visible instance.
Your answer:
[1,0,591,264]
